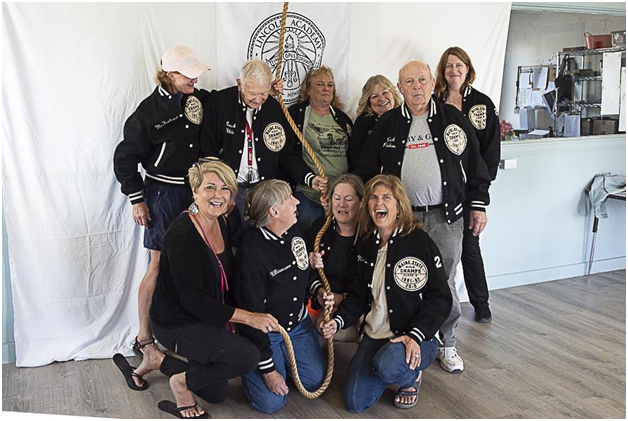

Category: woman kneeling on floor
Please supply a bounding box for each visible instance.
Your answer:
[116,160,279,419]
[320,174,452,412]
[233,179,334,414]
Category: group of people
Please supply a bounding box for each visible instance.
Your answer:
[112,43,500,418]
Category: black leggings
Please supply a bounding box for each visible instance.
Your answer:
[151,320,260,404]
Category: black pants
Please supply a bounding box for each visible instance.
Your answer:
[461,205,490,310]
[151,320,260,404]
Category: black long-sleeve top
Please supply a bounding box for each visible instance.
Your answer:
[150,212,237,329]
[233,225,323,374]
[304,216,358,295]
[333,227,452,346]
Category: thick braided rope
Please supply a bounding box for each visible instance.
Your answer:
[272,1,334,399]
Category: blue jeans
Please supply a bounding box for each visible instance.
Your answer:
[294,190,324,232]
[344,335,438,413]
[242,317,325,414]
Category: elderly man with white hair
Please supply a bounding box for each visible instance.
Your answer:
[356,60,491,375]
[202,59,327,214]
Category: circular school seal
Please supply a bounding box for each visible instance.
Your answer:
[263,122,286,152]
[184,96,203,125]
[291,237,309,270]
[393,258,428,292]
[248,12,325,106]
[468,104,487,130]
[444,124,467,155]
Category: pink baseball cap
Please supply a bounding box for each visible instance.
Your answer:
[161,46,209,79]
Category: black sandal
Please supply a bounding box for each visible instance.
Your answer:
[113,353,148,391]
[158,400,209,419]
[132,336,155,359]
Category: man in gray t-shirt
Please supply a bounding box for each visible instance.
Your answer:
[400,113,442,206]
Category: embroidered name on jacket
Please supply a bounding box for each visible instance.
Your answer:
[225,121,235,135]
[263,123,286,151]
[291,237,309,270]
[444,124,467,155]
[383,137,396,148]
[270,264,291,278]
[393,257,428,291]
[468,104,487,130]
[155,116,179,130]
[185,96,203,125]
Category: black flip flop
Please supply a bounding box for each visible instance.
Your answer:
[158,400,209,419]
[113,353,148,391]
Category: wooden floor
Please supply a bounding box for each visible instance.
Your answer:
[3,270,626,418]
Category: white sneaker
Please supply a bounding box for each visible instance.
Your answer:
[436,347,464,373]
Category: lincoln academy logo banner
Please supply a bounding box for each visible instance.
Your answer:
[216,3,350,107]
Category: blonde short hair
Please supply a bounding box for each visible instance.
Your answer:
[188,160,238,200]
[244,179,292,228]
[360,174,423,238]
[356,75,402,117]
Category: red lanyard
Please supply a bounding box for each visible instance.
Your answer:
[187,211,231,331]
[245,120,253,167]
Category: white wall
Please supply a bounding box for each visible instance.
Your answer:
[499,10,626,129]
[483,136,626,289]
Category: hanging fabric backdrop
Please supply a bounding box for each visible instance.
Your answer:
[216,2,351,105]
[2,2,511,367]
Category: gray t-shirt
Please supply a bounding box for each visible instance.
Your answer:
[400,113,442,206]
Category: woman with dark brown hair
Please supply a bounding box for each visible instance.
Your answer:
[434,46,500,324]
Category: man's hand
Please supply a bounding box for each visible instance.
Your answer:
[389,335,422,370]
[469,210,487,236]
[263,371,289,395]
[269,78,285,96]
[132,202,151,227]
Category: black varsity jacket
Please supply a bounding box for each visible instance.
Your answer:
[201,86,316,187]
[233,225,324,374]
[349,112,380,169]
[113,86,210,204]
[333,227,452,346]
[460,86,500,181]
[288,99,354,172]
[355,97,491,222]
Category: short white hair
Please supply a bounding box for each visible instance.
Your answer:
[239,59,272,86]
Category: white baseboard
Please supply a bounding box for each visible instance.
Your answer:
[488,257,626,291]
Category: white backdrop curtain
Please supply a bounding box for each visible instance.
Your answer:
[2,2,510,367]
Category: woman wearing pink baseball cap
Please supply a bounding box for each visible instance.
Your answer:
[113,46,213,417]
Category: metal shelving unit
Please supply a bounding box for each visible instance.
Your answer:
[553,45,626,136]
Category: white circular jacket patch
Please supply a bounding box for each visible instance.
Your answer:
[291,237,309,270]
[444,124,467,155]
[468,104,487,130]
[184,96,203,125]
[263,123,286,152]
[394,257,428,292]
